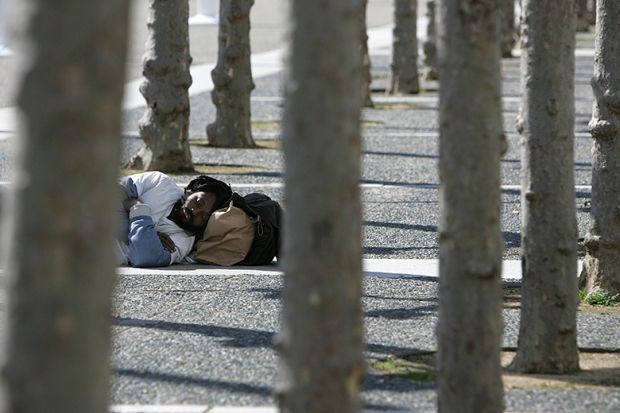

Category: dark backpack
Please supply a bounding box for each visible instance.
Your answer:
[231,192,282,265]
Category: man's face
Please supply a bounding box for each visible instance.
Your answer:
[179,191,217,232]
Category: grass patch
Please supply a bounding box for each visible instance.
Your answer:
[373,102,422,110]
[362,120,386,128]
[252,120,280,131]
[372,355,436,383]
[579,289,620,306]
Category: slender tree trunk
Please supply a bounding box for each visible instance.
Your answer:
[500,0,516,57]
[2,1,129,412]
[277,0,364,411]
[587,0,597,25]
[137,0,194,171]
[422,0,438,81]
[510,0,579,373]
[436,1,504,412]
[207,0,256,147]
[576,0,591,31]
[582,0,620,295]
[361,0,373,107]
[389,0,419,95]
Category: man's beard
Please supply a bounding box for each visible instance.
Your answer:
[168,199,204,234]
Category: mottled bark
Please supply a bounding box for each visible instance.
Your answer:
[360,0,373,107]
[388,0,419,95]
[207,0,256,147]
[436,1,504,412]
[500,0,516,57]
[582,0,620,295]
[2,1,128,412]
[576,0,591,31]
[137,0,194,171]
[277,0,364,411]
[422,0,438,81]
[511,0,579,373]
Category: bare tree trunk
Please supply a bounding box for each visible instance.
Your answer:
[422,0,438,81]
[277,0,364,411]
[500,0,516,57]
[137,0,194,172]
[582,0,620,295]
[510,0,579,373]
[207,0,256,148]
[576,0,591,31]
[587,0,597,25]
[2,1,129,412]
[436,0,504,411]
[389,0,419,95]
[361,0,373,107]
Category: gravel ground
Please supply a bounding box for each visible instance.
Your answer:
[111,273,620,410]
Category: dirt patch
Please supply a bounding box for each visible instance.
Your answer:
[373,351,620,390]
[193,163,268,175]
[502,351,620,389]
[121,163,269,176]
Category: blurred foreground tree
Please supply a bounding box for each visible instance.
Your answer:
[135,0,194,172]
[277,0,364,411]
[500,0,516,57]
[582,0,620,296]
[510,0,579,373]
[361,0,373,107]
[388,0,420,94]
[1,0,129,412]
[576,0,591,31]
[436,0,504,411]
[207,0,256,147]
[422,0,438,81]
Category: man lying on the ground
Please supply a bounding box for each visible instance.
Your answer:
[117,171,232,267]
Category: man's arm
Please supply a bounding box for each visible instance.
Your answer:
[125,202,173,267]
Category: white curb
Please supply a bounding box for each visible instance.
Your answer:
[117,258,584,281]
[110,407,415,413]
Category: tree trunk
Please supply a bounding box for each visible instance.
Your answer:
[510,0,579,374]
[360,0,373,107]
[436,1,504,412]
[422,0,438,81]
[137,0,194,171]
[587,0,597,25]
[207,0,256,148]
[2,1,129,412]
[500,0,516,57]
[388,0,419,95]
[277,0,364,412]
[576,0,591,31]
[582,0,620,295]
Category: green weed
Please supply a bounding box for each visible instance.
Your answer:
[579,289,620,306]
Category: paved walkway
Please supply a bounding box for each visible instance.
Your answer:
[104,23,620,412]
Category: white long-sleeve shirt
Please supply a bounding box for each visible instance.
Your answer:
[117,172,195,267]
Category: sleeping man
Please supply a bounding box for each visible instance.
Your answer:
[117,171,232,267]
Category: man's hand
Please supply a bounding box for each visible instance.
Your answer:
[157,232,177,252]
[123,197,140,212]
